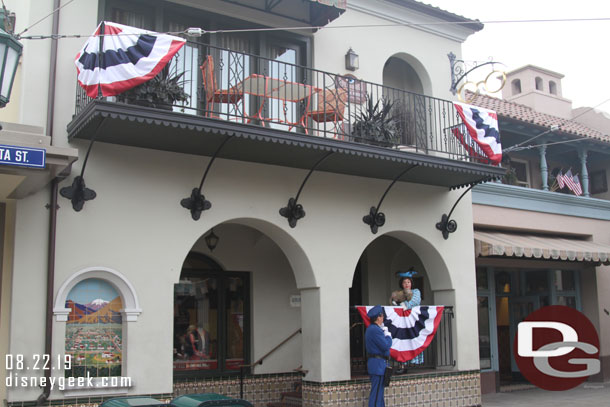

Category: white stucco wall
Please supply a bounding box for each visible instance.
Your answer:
[6,141,481,399]
[4,0,484,401]
[313,0,478,101]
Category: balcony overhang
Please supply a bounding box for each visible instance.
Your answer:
[215,0,346,28]
[67,101,505,189]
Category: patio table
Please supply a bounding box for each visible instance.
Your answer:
[234,74,321,133]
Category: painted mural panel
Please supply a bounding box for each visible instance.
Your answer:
[65,278,122,378]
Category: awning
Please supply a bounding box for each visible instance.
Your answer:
[474,230,610,265]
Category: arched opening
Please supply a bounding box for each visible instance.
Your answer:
[535,76,543,91]
[348,233,454,377]
[511,79,522,95]
[549,80,557,95]
[173,222,304,378]
[54,267,141,384]
[381,55,429,146]
[382,56,424,95]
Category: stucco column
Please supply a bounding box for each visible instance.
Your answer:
[579,149,589,197]
[300,282,351,382]
[539,144,548,191]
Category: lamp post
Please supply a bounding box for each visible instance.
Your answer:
[0,10,22,108]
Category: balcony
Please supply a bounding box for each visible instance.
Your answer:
[68,41,505,188]
[349,306,455,376]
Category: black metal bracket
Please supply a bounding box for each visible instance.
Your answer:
[279,151,334,228]
[60,30,107,212]
[448,52,505,97]
[436,178,491,239]
[59,119,106,211]
[362,164,418,234]
[180,136,233,220]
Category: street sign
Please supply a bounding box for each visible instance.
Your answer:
[0,144,46,168]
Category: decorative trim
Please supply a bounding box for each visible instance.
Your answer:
[473,182,610,220]
[53,266,142,322]
[67,101,506,189]
[348,0,482,42]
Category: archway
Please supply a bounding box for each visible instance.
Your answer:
[173,220,312,378]
[348,231,454,377]
[381,54,431,146]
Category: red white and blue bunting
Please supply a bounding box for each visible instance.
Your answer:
[357,305,444,362]
[452,102,502,165]
[75,21,186,98]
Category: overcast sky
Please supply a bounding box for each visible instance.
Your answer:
[422,0,610,111]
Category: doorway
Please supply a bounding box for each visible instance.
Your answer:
[173,252,250,377]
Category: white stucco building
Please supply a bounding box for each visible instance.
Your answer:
[1,1,507,406]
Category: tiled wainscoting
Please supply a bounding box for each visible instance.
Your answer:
[7,371,481,407]
[302,370,481,407]
[173,373,301,406]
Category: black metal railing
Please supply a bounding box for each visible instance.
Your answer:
[349,306,455,375]
[74,40,492,164]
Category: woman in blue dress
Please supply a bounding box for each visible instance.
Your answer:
[393,270,423,371]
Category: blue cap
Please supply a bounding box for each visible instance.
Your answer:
[367,305,383,320]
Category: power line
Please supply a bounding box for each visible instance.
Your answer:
[16,0,78,38]
[16,16,610,40]
[503,97,610,154]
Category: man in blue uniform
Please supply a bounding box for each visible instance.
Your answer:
[365,305,392,407]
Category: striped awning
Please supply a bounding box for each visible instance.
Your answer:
[474,230,610,265]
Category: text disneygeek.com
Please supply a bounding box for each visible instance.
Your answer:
[6,373,132,391]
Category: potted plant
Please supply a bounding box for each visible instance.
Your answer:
[351,95,399,146]
[118,64,190,110]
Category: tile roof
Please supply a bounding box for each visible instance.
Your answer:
[466,91,610,143]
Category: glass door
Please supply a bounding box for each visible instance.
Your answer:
[174,264,249,377]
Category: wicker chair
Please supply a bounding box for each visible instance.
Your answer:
[200,55,243,118]
[307,88,348,138]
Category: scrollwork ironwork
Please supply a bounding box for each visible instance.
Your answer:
[448,52,506,104]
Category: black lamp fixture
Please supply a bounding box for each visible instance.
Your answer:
[0,8,22,108]
[345,47,359,71]
[204,229,219,251]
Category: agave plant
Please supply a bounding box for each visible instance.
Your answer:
[119,64,190,110]
[351,95,399,145]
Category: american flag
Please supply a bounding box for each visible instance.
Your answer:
[357,305,444,362]
[562,170,582,196]
[572,174,583,196]
[556,170,565,189]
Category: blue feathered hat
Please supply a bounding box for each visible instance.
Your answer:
[396,267,418,278]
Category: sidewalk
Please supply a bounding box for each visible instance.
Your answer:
[481,382,610,406]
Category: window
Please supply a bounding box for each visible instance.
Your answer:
[476,267,489,291]
[554,270,578,309]
[65,279,123,378]
[590,170,608,194]
[106,0,154,29]
[477,296,492,369]
[511,79,521,95]
[535,77,543,91]
[525,270,548,294]
[495,271,511,294]
[504,159,530,188]
[174,253,249,376]
[549,81,557,95]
